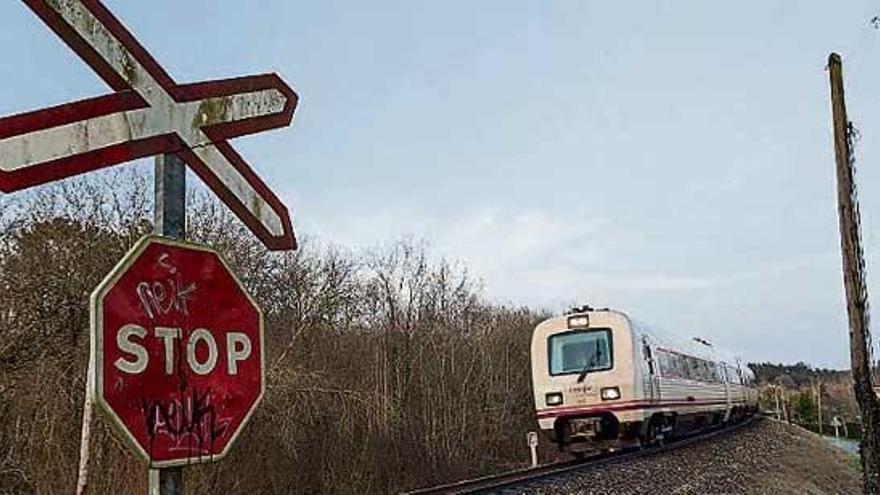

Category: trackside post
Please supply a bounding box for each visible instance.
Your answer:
[148,153,186,494]
[527,432,539,468]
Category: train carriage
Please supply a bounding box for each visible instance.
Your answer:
[531,307,757,453]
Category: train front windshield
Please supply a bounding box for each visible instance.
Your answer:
[548,329,613,376]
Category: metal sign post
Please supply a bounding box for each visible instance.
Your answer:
[150,153,185,494]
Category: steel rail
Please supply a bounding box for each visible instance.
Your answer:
[400,415,761,495]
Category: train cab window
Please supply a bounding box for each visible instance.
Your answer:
[548,329,613,376]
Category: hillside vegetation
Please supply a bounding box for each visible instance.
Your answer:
[0,170,543,494]
[749,362,860,432]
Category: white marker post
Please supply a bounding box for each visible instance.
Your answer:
[527,432,539,468]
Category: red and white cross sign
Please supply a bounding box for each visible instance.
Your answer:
[1,1,299,250]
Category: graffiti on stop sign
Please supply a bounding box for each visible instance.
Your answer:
[135,253,198,319]
[92,236,264,467]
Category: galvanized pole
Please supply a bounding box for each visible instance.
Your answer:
[829,52,880,494]
[155,153,186,240]
[149,153,186,495]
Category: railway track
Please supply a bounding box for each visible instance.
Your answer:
[400,415,761,495]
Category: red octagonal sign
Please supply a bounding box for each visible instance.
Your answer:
[91,236,264,467]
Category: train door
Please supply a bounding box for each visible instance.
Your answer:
[642,337,660,402]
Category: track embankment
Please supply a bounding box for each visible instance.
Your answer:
[518,418,860,495]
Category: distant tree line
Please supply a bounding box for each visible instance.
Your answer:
[748,362,848,388]
[749,362,862,435]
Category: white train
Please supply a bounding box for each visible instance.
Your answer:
[531,307,758,453]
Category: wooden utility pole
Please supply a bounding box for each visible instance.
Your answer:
[816,381,823,436]
[829,52,880,494]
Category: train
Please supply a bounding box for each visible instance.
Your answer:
[531,306,758,454]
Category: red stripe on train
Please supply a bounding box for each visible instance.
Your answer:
[537,397,738,414]
[536,399,747,419]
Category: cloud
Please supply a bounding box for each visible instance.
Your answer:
[436,208,606,276]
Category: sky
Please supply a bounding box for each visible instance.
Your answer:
[2,1,880,369]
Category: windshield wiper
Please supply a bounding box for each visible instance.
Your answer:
[576,340,602,383]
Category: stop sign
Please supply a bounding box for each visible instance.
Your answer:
[91,236,264,467]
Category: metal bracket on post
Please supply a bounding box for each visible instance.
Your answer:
[149,152,185,495]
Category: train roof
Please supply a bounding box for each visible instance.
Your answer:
[548,308,747,368]
[628,317,742,366]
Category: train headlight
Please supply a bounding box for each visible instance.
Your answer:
[567,315,589,328]
[600,387,621,401]
[545,392,563,406]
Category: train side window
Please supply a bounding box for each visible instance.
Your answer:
[660,351,679,378]
[686,358,695,380]
[688,358,700,381]
[668,353,680,378]
[700,360,712,382]
[657,350,669,376]
[679,356,691,380]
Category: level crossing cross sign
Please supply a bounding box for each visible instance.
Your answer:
[92,236,264,466]
[0,0,298,250]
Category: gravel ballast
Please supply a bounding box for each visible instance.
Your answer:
[518,418,861,495]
